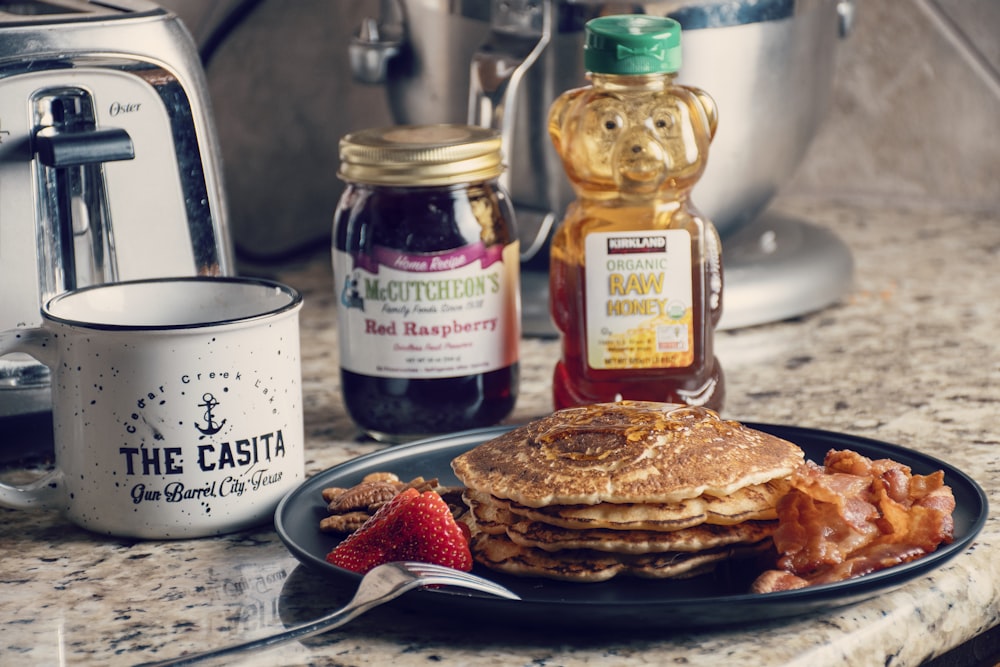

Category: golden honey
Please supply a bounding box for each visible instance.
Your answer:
[547,16,724,410]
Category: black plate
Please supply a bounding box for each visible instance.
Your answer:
[274,424,988,629]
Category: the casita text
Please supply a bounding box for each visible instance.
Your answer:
[119,430,286,475]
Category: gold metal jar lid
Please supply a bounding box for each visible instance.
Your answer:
[338,124,504,186]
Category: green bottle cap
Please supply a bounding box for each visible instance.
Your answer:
[584,15,682,75]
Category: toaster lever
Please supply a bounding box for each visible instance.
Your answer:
[31,88,134,295]
[35,126,135,168]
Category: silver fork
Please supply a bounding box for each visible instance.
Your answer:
[136,561,520,666]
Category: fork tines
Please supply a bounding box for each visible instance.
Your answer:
[398,561,521,600]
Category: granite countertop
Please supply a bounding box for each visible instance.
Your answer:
[1,196,997,666]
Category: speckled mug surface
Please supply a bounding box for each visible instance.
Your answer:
[0,277,305,539]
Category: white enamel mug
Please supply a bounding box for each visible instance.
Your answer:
[0,277,305,539]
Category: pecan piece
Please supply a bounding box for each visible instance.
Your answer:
[361,472,401,484]
[318,472,465,535]
[401,476,440,493]
[319,511,371,533]
[321,487,349,503]
[326,480,400,513]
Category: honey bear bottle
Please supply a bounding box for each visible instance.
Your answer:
[548,15,724,411]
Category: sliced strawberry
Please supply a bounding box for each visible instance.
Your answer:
[325,488,415,573]
[326,487,473,574]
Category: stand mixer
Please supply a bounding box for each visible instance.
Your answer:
[350,0,856,335]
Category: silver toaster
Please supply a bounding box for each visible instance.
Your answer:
[0,0,234,418]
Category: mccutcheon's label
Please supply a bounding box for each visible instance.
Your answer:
[333,241,520,379]
[584,229,694,370]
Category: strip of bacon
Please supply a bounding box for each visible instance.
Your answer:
[751,449,955,593]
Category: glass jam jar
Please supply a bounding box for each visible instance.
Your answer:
[332,124,521,443]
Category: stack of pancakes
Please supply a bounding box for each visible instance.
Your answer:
[451,401,805,582]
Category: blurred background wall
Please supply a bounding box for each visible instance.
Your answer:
[785,0,1000,210]
[160,0,1000,261]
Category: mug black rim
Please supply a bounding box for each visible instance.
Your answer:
[42,276,303,331]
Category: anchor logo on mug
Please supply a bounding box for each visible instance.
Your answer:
[196,392,227,436]
[0,277,306,539]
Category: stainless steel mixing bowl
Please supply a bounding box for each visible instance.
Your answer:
[353,0,854,257]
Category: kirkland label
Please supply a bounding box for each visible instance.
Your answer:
[333,241,520,379]
[584,229,693,370]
